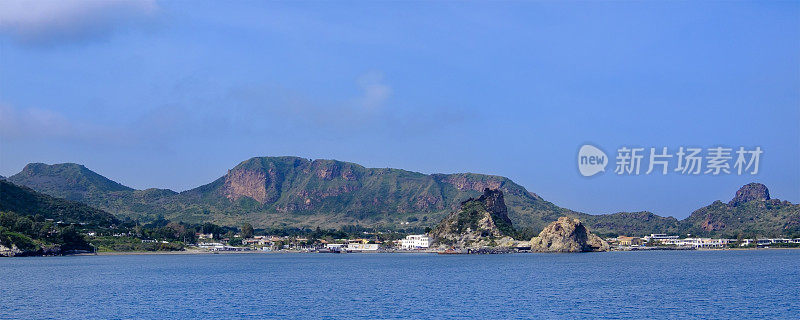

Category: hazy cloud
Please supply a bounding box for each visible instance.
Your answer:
[225,71,396,130]
[0,0,158,46]
[223,72,465,137]
[0,102,94,140]
[0,68,461,148]
[356,71,392,110]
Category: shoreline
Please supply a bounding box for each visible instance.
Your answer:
[7,246,798,258]
[61,246,800,257]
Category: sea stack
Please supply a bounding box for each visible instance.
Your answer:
[430,188,516,249]
[530,216,610,252]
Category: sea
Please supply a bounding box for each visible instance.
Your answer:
[1,250,798,319]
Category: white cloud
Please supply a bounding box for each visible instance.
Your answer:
[0,0,158,46]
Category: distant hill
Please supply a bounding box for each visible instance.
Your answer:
[8,163,177,219]
[8,163,133,201]
[0,180,119,226]
[684,183,800,238]
[580,211,684,236]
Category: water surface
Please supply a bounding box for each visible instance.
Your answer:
[1,250,798,319]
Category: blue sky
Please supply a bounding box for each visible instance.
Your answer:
[1,1,798,219]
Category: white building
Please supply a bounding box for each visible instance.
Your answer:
[198,242,225,250]
[740,238,800,247]
[643,234,679,243]
[400,235,430,250]
[325,243,347,252]
[347,243,379,251]
[660,238,733,248]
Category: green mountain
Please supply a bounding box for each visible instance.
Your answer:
[684,183,800,238]
[580,183,799,238]
[0,180,121,255]
[7,157,571,230]
[8,163,177,219]
[6,158,798,237]
[0,180,119,226]
[161,157,570,230]
[9,163,133,200]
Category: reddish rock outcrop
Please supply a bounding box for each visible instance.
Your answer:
[223,169,268,203]
[729,183,770,207]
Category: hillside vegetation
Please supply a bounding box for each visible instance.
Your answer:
[7,158,799,237]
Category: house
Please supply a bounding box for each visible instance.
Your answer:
[617,236,643,246]
[196,233,214,240]
[243,236,272,246]
[399,235,430,250]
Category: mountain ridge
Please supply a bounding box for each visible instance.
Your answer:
[8,157,567,230]
[7,157,798,237]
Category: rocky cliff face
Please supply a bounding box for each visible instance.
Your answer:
[530,217,609,252]
[435,175,504,193]
[224,168,269,203]
[430,188,516,248]
[729,183,770,207]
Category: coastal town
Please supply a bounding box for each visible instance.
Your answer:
[187,232,800,253]
[3,183,799,257]
[193,233,432,253]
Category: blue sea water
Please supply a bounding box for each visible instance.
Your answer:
[1,250,799,319]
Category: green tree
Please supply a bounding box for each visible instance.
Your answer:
[59,226,89,251]
[14,216,34,236]
[0,211,18,229]
[166,222,186,239]
[241,222,254,239]
[201,223,224,239]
